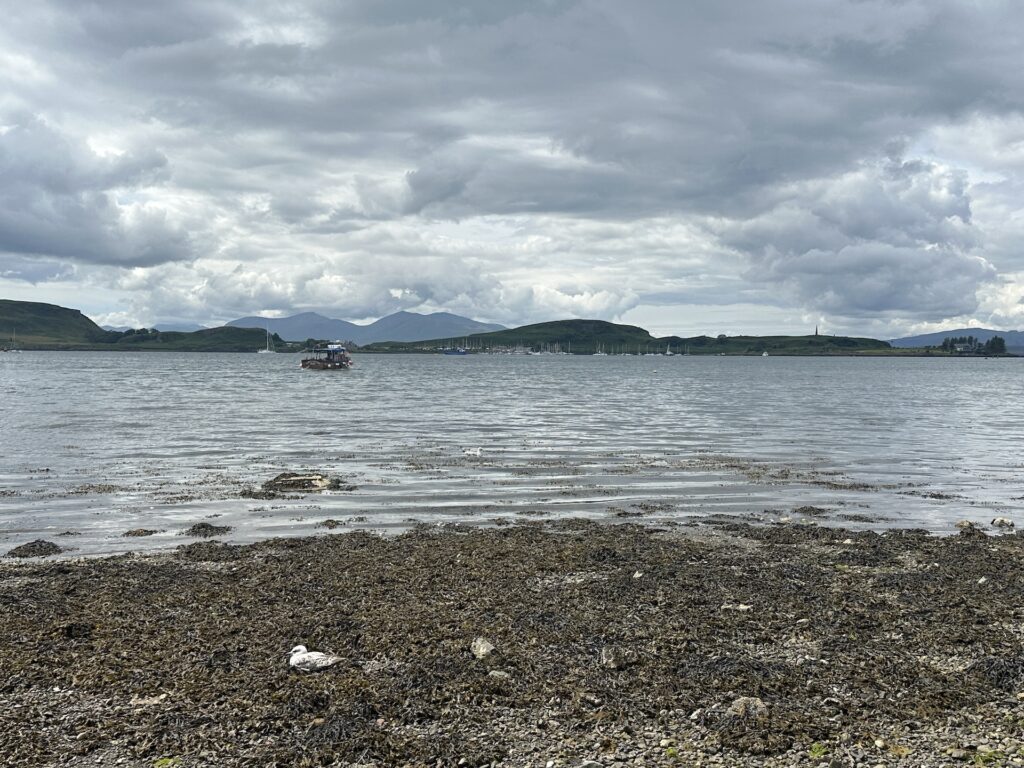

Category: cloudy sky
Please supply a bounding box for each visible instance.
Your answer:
[2,0,1023,336]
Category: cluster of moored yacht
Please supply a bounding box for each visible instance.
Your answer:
[451,343,771,356]
[255,338,771,366]
[594,343,685,356]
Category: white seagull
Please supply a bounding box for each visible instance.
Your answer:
[463,447,482,457]
[287,644,343,672]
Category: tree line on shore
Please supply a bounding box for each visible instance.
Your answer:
[937,335,1007,354]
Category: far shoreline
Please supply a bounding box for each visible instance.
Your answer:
[4,346,1019,356]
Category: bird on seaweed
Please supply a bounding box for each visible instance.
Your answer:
[287,645,343,672]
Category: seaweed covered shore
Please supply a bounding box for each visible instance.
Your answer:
[2,521,1023,767]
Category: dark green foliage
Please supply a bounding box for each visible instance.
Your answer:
[985,336,1007,354]
[938,335,1008,354]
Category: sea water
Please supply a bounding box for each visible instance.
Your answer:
[1,351,1021,556]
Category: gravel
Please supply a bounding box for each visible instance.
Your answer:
[1,520,1022,766]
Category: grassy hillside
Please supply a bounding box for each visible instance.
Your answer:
[366,319,653,352]
[0,299,117,345]
[472,319,653,351]
[362,319,891,355]
[0,299,292,351]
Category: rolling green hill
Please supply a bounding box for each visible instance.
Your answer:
[0,299,288,351]
[442,319,654,352]
[362,319,892,355]
[0,299,118,345]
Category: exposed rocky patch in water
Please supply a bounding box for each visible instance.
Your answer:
[2,521,1023,766]
[246,472,359,499]
[5,539,65,558]
[122,529,161,538]
[180,522,232,538]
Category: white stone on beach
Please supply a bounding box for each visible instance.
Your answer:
[600,646,627,669]
[721,603,753,612]
[288,644,343,672]
[471,637,495,659]
[726,696,768,719]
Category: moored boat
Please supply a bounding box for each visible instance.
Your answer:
[257,325,275,353]
[2,328,22,353]
[301,342,354,370]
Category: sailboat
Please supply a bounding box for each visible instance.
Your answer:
[257,324,275,353]
[5,329,22,353]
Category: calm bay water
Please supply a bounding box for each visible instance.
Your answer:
[1,351,1021,556]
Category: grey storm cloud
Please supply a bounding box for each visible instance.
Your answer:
[715,157,995,319]
[0,115,193,269]
[2,0,1024,330]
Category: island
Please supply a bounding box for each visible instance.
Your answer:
[360,319,893,355]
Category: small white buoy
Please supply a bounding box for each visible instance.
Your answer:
[287,644,342,672]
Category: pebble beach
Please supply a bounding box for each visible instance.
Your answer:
[3,519,1023,767]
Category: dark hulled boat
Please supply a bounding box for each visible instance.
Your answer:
[301,343,354,370]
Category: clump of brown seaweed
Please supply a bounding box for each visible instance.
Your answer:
[180,522,232,537]
[5,539,64,558]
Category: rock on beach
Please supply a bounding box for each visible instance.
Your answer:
[470,636,495,659]
[6,539,64,558]
[726,696,768,720]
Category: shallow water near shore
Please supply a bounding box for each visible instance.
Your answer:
[1,351,1022,556]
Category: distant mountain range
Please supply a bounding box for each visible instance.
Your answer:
[890,327,1024,352]
[226,311,504,344]
[103,322,207,333]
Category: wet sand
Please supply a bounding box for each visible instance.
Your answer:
[2,520,1023,767]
